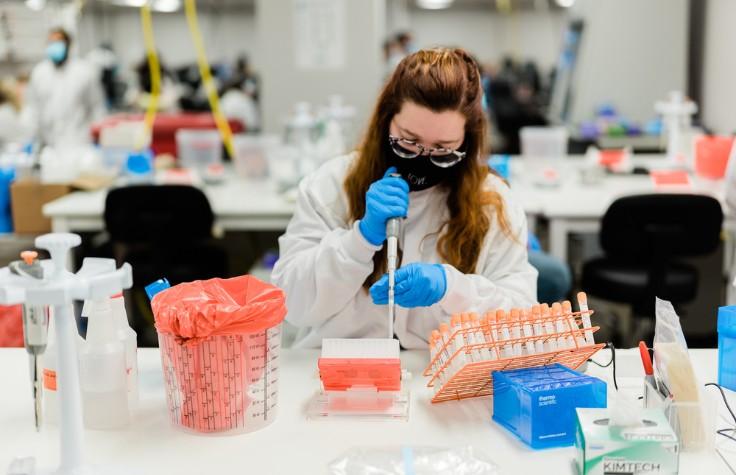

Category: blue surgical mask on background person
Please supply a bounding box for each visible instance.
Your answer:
[46,41,67,65]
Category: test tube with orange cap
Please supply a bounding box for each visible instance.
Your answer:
[577,292,595,345]
[541,304,557,352]
[460,313,478,362]
[429,330,447,386]
[438,322,456,375]
[562,300,585,347]
[509,308,523,356]
[449,315,467,367]
[551,302,569,349]
[521,308,536,355]
[470,313,491,360]
[496,309,513,357]
[531,305,545,353]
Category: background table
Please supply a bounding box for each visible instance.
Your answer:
[1,347,732,474]
[43,155,729,264]
[43,174,295,233]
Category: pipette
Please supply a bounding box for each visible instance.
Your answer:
[386,173,403,339]
[9,251,48,431]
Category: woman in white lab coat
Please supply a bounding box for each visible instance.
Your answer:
[272,48,537,349]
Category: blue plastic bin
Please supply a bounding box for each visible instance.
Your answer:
[718,306,736,391]
[492,364,607,449]
[0,167,15,233]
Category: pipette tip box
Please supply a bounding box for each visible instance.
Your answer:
[318,338,401,391]
[310,338,408,420]
[492,364,606,449]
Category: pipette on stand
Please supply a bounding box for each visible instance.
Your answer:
[10,251,48,432]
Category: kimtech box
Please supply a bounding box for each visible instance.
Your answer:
[575,408,679,475]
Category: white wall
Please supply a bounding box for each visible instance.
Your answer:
[569,0,688,124]
[702,0,736,134]
[77,7,257,70]
[256,0,385,137]
[407,7,567,71]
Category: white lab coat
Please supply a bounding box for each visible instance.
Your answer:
[22,58,106,147]
[272,153,538,349]
[0,103,30,145]
[221,89,260,131]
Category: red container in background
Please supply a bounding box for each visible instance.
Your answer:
[91,113,244,158]
[695,135,734,180]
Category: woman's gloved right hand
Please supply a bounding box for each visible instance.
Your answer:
[358,167,409,246]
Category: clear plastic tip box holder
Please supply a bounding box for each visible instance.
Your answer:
[492,364,607,449]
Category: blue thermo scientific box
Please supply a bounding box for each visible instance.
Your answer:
[492,364,607,449]
[718,306,736,391]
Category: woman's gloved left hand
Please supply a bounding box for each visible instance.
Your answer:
[370,263,447,308]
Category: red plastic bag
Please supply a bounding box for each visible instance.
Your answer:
[0,304,23,347]
[152,275,286,343]
[152,275,286,434]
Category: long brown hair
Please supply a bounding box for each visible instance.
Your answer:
[344,48,514,289]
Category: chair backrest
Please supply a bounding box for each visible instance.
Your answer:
[600,194,723,261]
[104,185,214,243]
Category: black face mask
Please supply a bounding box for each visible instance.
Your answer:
[385,141,458,192]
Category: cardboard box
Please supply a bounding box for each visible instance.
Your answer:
[10,178,70,234]
[576,408,679,475]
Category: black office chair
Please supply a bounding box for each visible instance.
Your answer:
[581,194,723,345]
[104,185,228,345]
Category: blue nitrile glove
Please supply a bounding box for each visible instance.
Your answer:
[370,263,447,308]
[358,167,409,246]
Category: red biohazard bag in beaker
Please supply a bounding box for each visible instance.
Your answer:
[152,275,286,435]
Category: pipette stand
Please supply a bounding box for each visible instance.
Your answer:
[307,338,410,420]
[0,233,133,475]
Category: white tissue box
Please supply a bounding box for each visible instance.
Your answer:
[575,408,679,475]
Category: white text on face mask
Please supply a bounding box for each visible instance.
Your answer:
[407,173,427,187]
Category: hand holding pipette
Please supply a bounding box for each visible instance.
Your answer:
[361,168,408,338]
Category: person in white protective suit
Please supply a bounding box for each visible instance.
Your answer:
[272,48,538,349]
[22,28,106,147]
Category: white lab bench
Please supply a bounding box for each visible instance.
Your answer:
[42,173,295,233]
[42,155,730,264]
[0,347,733,474]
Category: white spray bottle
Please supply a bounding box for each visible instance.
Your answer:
[111,294,138,410]
[79,299,129,429]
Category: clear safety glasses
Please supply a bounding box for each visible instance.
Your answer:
[388,134,466,168]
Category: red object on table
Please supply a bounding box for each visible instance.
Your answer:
[650,170,691,187]
[695,135,734,180]
[318,357,402,392]
[638,341,654,376]
[90,113,245,158]
[0,304,23,347]
[598,149,625,168]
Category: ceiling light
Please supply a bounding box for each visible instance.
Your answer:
[25,0,46,11]
[153,0,181,12]
[416,0,454,10]
[555,0,576,7]
[110,0,147,7]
